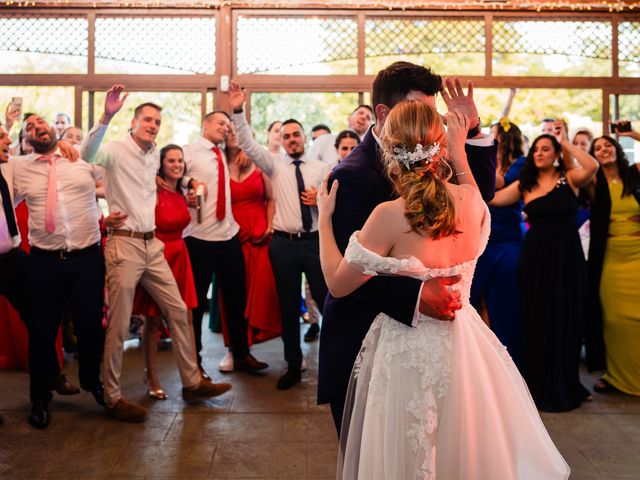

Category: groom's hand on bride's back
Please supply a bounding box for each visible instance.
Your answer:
[419,275,462,321]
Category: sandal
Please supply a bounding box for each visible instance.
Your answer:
[593,378,616,393]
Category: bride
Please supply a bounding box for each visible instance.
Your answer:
[318,100,569,480]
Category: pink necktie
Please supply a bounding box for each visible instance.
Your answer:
[36,154,60,234]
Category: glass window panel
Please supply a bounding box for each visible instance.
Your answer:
[249,92,360,145]
[433,88,602,142]
[92,91,203,146]
[0,17,87,74]
[95,17,215,74]
[365,17,485,76]
[493,20,611,76]
[619,22,640,78]
[237,17,357,75]
[611,94,640,163]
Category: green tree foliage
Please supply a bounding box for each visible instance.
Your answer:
[250,92,360,146]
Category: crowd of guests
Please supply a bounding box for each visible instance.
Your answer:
[0,71,639,434]
[474,113,640,412]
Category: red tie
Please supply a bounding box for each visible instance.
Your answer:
[212,146,225,221]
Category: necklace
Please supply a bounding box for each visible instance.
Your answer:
[607,176,620,184]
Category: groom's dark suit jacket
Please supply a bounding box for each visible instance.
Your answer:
[317,127,497,407]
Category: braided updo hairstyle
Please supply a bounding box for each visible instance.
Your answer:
[382,100,457,240]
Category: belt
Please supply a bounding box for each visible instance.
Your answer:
[273,230,319,241]
[30,243,100,260]
[110,229,155,240]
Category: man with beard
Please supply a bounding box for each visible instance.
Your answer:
[8,114,106,429]
[229,81,329,390]
[82,85,231,423]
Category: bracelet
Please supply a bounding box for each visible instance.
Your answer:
[233,108,243,114]
[456,171,471,177]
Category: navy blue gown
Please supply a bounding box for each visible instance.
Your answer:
[471,156,526,368]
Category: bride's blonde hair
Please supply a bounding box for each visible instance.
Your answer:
[382,100,457,239]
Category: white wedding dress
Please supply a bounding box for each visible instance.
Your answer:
[337,210,570,480]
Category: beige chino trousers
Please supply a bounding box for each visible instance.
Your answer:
[102,235,200,407]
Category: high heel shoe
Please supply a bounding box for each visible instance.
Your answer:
[143,370,168,400]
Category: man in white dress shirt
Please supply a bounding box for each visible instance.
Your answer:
[7,115,106,429]
[182,111,269,376]
[308,104,374,168]
[228,81,329,390]
[82,85,231,423]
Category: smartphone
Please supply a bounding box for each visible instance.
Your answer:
[611,121,632,133]
[11,97,22,108]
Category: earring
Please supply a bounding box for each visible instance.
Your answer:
[553,158,560,168]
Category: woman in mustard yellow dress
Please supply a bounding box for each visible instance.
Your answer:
[586,130,640,395]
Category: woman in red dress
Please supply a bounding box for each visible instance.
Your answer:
[218,125,282,371]
[124,145,198,398]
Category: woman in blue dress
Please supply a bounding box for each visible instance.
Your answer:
[470,118,526,367]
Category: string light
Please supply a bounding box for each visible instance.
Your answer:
[5,0,640,11]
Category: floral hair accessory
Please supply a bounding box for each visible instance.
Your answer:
[393,142,441,170]
[499,117,511,133]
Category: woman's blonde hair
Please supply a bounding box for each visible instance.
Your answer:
[382,100,457,239]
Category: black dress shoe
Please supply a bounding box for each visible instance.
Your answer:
[235,354,269,374]
[28,402,50,429]
[276,368,302,390]
[304,323,320,342]
[53,373,80,395]
[89,384,106,407]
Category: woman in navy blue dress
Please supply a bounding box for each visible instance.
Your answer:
[471,119,526,367]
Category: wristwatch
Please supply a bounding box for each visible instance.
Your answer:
[467,117,481,139]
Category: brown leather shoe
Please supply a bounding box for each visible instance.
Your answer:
[234,354,269,373]
[181,380,232,402]
[106,399,148,422]
[53,373,80,395]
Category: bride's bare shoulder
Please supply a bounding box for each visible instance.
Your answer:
[359,199,406,255]
[447,183,483,206]
[369,198,406,223]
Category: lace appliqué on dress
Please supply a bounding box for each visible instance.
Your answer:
[344,232,430,279]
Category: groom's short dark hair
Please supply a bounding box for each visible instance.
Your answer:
[372,62,442,111]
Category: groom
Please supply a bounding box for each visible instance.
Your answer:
[318,61,497,434]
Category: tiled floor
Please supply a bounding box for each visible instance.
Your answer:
[1,325,639,479]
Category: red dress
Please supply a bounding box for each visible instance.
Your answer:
[0,202,63,371]
[223,168,281,345]
[132,188,198,317]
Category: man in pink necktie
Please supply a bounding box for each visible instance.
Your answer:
[10,114,106,429]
